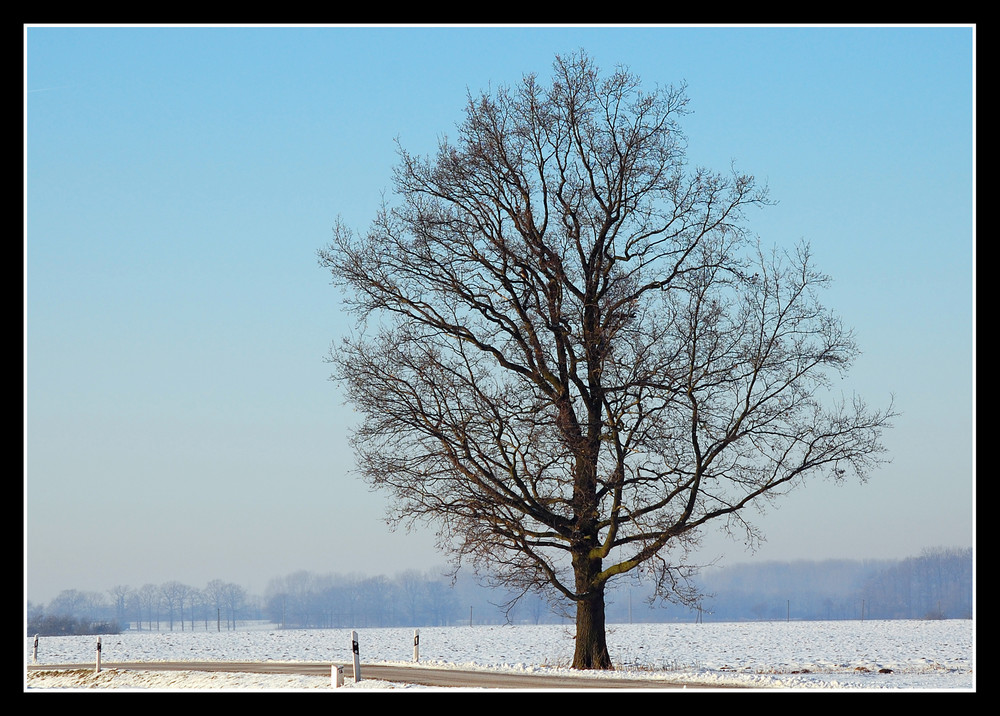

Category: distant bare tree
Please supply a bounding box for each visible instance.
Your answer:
[204,579,226,630]
[221,582,247,630]
[137,583,160,630]
[320,51,894,668]
[108,584,132,627]
[47,589,89,620]
[188,586,205,631]
[159,581,192,631]
[395,570,429,626]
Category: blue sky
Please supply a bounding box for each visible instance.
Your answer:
[24,25,975,604]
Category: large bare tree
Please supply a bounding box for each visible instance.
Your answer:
[319,52,894,669]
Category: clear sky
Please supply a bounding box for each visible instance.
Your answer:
[24,24,975,605]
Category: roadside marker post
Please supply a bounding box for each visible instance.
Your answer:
[95,636,102,674]
[32,634,38,664]
[413,629,419,662]
[351,630,361,682]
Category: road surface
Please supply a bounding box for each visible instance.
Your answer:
[28,661,736,689]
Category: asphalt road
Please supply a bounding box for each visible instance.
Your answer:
[28,661,732,689]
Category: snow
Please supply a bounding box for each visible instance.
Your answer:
[25,619,974,691]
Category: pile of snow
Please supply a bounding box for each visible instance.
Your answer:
[26,619,974,691]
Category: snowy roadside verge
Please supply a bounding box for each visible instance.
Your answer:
[26,662,973,691]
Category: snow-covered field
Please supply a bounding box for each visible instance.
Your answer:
[26,619,974,691]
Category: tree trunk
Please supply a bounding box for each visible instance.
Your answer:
[572,569,613,669]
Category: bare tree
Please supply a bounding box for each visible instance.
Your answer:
[47,589,90,620]
[395,569,429,626]
[205,579,247,630]
[137,583,161,630]
[108,584,133,628]
[319,51,894,669]
[221,581,247,630]
[188,586,204,631]
[204,579,227,630]
[159,581,193,631]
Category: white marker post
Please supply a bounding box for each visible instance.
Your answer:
[351,630,361,683]
[95,636,102,673]
[32,634,38,664]
[413,629,419,662]
[332,664,344,688]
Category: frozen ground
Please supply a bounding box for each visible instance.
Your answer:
[26,619,974,691]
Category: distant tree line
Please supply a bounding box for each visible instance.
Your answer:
[260,568,562,628]
[26,613,121,637]
[27,547,972,636]
[264,569,457,628]
[676,547,973,622]
[857,547,973,620]
[27,579,254,636]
